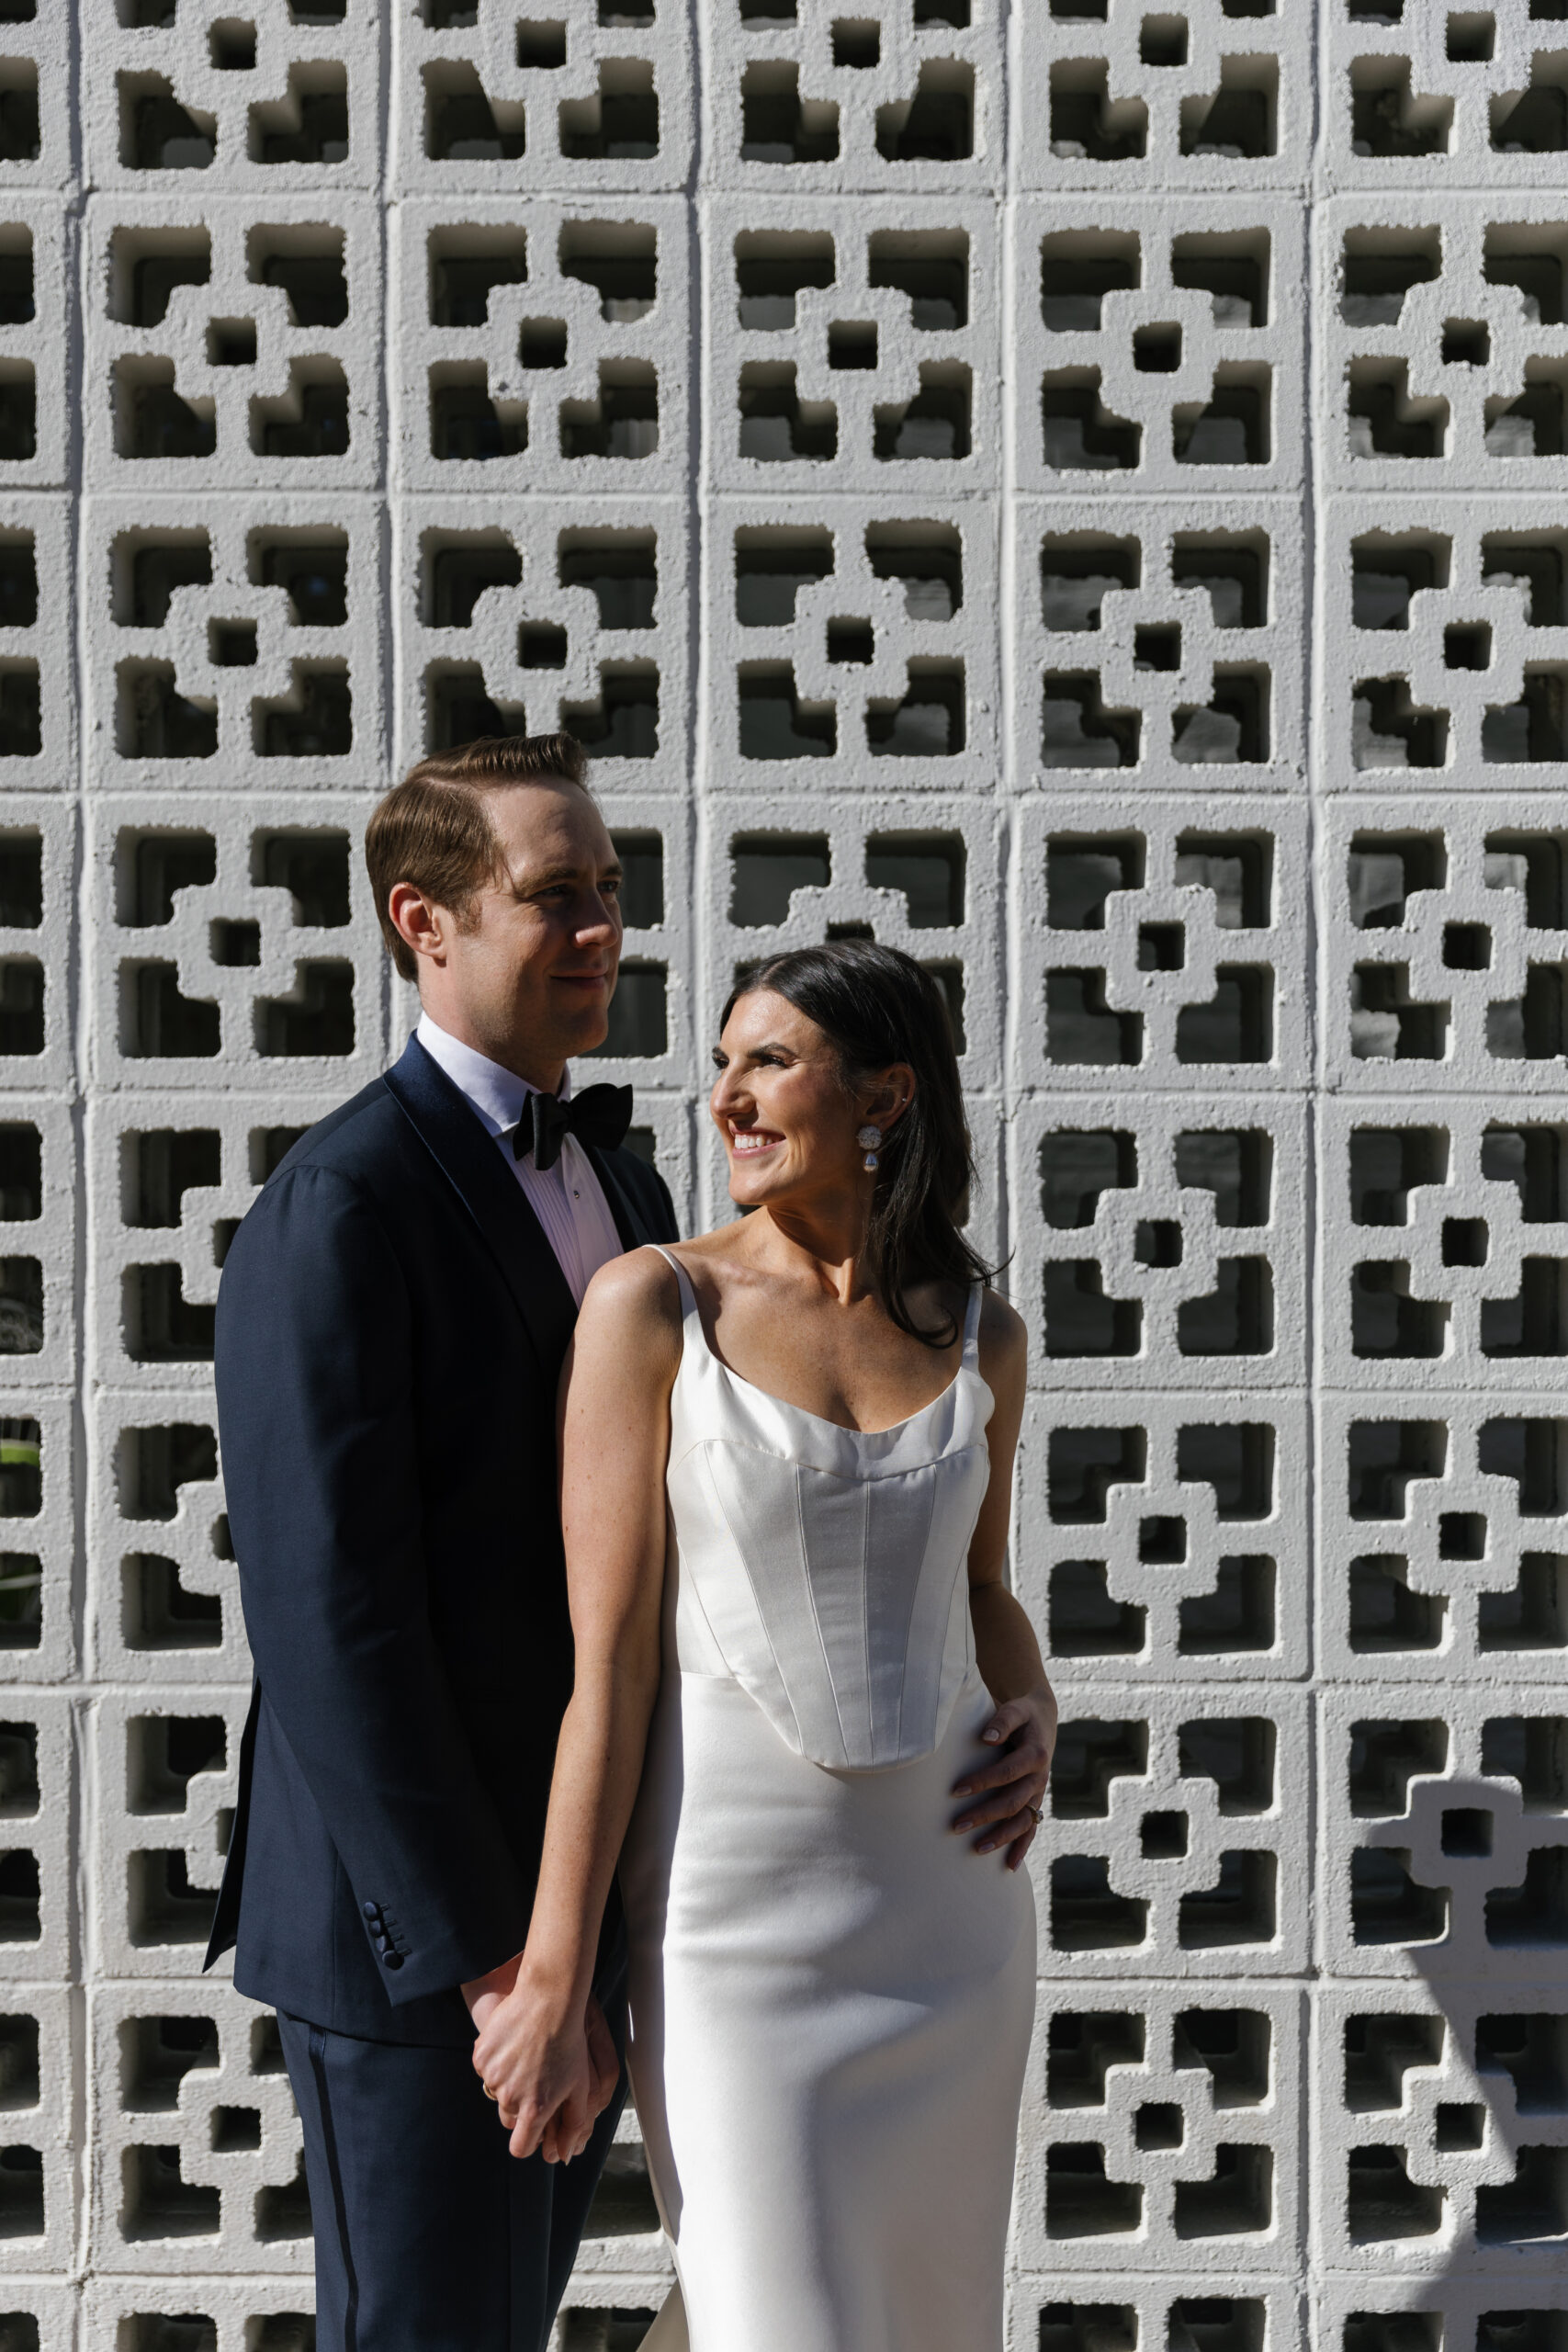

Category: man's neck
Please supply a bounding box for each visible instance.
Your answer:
[418,1007,565,1096]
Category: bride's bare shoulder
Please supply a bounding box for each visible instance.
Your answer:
[578,1243,685,1333]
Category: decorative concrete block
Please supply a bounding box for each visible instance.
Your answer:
[1014,199,1305,499]
[704,493,999,792]
[1316,1389,1568,1690]
[84,197,383,493]
[0,1699,72,1986]
[1325,0,1568,193]
[1318,1094,1568,1398]
[1322,796,1568,1094]
[1317,197,1568,492]
[1320,1680,1568,1983]
[1015,1983,1303,2278]
[0,10,72,198]
[701,786,1002,1084]
[703,198,1001,492]
[85,794,389,1094]
[86,0,379,193]
[1015,0,1312,194]
[0,208,70,490]
[82,494,385,796]
[87,1981,308,2274]
[703,0,1001,196]
[1314,1982,1568,2278]
[1010,2275,1300,2352]
[1013,793,1310,1093]
[1013,494,1304,795]
[1319,494,1568,793]
[1037,1679,1310,1979]
[392,197,689,494]
[91,1687,251,1983]
[0,1397,75,1691]
[1014,1390,1311,1685]
[1010,1094,1309,1391]
[393,0,694,195]
[392,492,691,786]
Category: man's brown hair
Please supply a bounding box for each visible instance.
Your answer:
[365,733,590,980]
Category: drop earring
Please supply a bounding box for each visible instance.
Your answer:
[856,1124,883,1173]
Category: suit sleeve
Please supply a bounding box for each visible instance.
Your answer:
[215,1161,532,2005]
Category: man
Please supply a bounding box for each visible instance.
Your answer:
[206,733,677,2351]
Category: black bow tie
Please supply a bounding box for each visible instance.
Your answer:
[513,1082,633,1171]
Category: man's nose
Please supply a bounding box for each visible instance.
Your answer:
[577,893,621,941]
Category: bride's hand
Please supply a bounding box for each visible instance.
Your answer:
[951,1686,1056,1871]
[473,1973,596,2163]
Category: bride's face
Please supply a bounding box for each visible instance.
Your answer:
[710,989,906,1211]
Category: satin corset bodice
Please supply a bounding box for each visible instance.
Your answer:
[655,1252,994,1773]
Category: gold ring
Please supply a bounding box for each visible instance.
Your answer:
[482,2084,497,2102]
[1028,1805,1043,1825]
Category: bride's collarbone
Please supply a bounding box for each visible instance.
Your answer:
[698,1293,966,1434]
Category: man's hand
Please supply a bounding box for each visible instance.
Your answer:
[531,1993,622,2164]
[472,1974,621,2164]
[460,1951,522,2036]
[950,1686,1056,1872]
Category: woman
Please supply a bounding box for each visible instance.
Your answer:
[475,941,1055,2352]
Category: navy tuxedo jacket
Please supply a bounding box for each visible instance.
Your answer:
[205,1034,677,2044]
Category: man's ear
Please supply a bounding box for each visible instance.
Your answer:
[388,881,447,967]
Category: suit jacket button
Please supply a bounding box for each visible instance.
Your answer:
[362,1902,378,1920]
[383,1951,403,1970]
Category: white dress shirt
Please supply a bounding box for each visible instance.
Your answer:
[415,1012,626,1306]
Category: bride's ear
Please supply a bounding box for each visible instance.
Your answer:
[862,1065,916,1134]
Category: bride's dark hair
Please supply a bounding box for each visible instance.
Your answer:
[722,939,996,1349]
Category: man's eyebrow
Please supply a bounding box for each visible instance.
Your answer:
[515,858,623,890]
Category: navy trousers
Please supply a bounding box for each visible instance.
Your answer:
[277,2007,626,2352]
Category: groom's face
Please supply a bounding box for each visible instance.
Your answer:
[426,780,624,1086]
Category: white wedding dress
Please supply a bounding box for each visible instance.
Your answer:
[619,1254,1035,2352]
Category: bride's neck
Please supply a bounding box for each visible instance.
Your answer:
[749,1197,880,1306]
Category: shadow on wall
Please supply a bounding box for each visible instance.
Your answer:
[1337,1738,1568,2352]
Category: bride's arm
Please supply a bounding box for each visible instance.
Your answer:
[951,1290,1057,1872]
[471,1246,682,2160]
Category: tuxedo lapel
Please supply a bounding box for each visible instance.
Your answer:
[588,1145,655,1251]
[383,1035,577,1377]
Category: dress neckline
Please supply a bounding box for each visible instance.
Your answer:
[656,1249,985,1441]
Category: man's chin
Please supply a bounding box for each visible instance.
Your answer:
[561,1010,612,1061]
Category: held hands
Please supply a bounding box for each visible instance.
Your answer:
[469,1973,620,2164]
[950,1686,1056,1872]
[459,1951,521,2036]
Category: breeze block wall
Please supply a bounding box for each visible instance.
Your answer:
[0,1,1563,2347]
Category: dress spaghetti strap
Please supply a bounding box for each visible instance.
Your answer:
[650,1243,701,1327]
[961,1280,983,1368]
